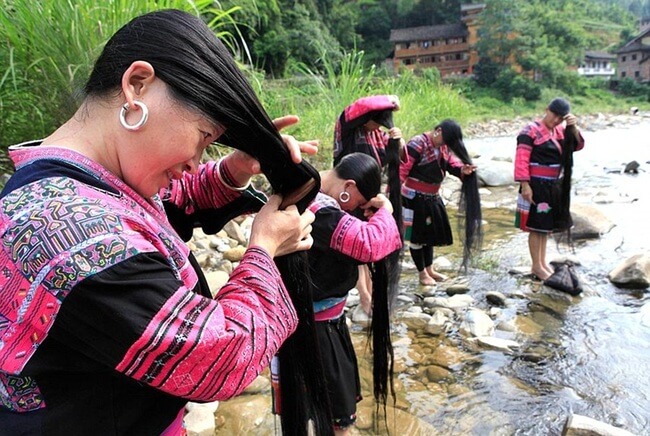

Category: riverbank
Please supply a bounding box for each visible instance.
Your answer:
[464,110,649,139]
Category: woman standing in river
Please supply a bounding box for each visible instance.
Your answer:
[514,97,585,280]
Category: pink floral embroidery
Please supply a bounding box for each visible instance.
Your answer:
[537,202,552,213]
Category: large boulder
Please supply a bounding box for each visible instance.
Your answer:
[608,253,650,289]
[570,203,615,239]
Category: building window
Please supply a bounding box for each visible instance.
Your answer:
[632,54,637,60]
[456,53,462,60]
[422,40,431,48]
[404,58,414,65]
[622,56,626,62]
[622,71,626,77]
[635,71,640,77]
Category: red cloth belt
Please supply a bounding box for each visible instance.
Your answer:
[404,177,440,194]
[529,165,561,178]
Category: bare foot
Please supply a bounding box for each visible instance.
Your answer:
[531,268,551,281]
[427,268,448,282]
[543,264,555,276]
[419,271,437,286]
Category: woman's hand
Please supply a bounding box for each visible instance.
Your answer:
[461,164,477,176]
[361,193,393,217]
[249,194,315,258]
[564,113,577,126]
[388,127,403,140]
[521,182,534,204]
[223,115,319,186]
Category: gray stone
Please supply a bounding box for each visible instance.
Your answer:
[563,413,636,436]
[608,253,650,289]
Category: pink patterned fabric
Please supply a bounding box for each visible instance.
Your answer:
[514,120,584,181]
[117,246,296,401]
[163,159,241,213]
[329,207,402,263]
[343,95,397,122]
[1,145,297,408]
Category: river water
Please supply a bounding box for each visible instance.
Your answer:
[212,120,650,435]
[350,120,650,435]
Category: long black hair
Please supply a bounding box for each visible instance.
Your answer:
[554,123,578,241]
[437,119,482,272]
[85,10,332,435]
[333,151,398,425]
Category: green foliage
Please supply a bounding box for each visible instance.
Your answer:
[0,0,237,148]
[493,69,542,102]
[617,78,650,100]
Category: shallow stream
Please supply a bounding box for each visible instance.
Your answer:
[350,120,650,435]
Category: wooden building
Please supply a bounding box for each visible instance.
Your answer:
[578,51,616,79]
[615,26,650,82]
[388,3,484,77]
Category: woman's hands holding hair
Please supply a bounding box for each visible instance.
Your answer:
[361,193,393,217]
[249,195,315,257]
[222,115,319,186]
[226,115,317,257]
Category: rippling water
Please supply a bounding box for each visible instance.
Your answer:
[357,120,650,435]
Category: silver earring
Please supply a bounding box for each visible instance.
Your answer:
[119,100,149,131]
[339,191,350,203]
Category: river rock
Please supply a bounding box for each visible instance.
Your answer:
[204,270,230,296]
[486,291,507,306]
[400,311,432,331]
[469,336,521,353]
[608,253,650,289]
[423,364,452,382]
[223,246,246,262]
[476,160,516,187]
[351,304,372,328]
[213,395,274,435]
[425,310,450,335]
[562,413,637,436]
[184,401,220,436]
[356,404,439,434]
[222,220,247,245]
[570,203,615,239]
[460,309,495,337]
[423,294,474,312]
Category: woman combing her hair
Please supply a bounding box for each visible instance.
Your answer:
[400,119,481,285]
[307,153,402,435]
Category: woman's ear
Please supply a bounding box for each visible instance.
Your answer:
[121,61,156,105]
[344,180,357,191]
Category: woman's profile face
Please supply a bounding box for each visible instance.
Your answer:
[118,79,224,198]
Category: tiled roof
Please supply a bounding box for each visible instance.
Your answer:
[615,41,650,54]
[584,51,615,60]
[389,23,468,42]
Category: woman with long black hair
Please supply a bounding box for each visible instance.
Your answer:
[400,119,482,284]
[514,97,584,280]
[307,153,402,435]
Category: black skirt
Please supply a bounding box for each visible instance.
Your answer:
[315,315,361,429]
[403,192,453,246]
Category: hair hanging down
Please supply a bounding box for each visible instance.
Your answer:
[334,151,397,426]
[367,109,402,424]
[554,123,578,245]
[86,10,332,435]
[437,119,483,272]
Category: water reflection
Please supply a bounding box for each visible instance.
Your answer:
[352,121,650,435]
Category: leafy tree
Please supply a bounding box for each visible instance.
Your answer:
[356,0,394,65]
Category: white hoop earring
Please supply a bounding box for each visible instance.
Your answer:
[119,100,149,131]
[339,191,350,203]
